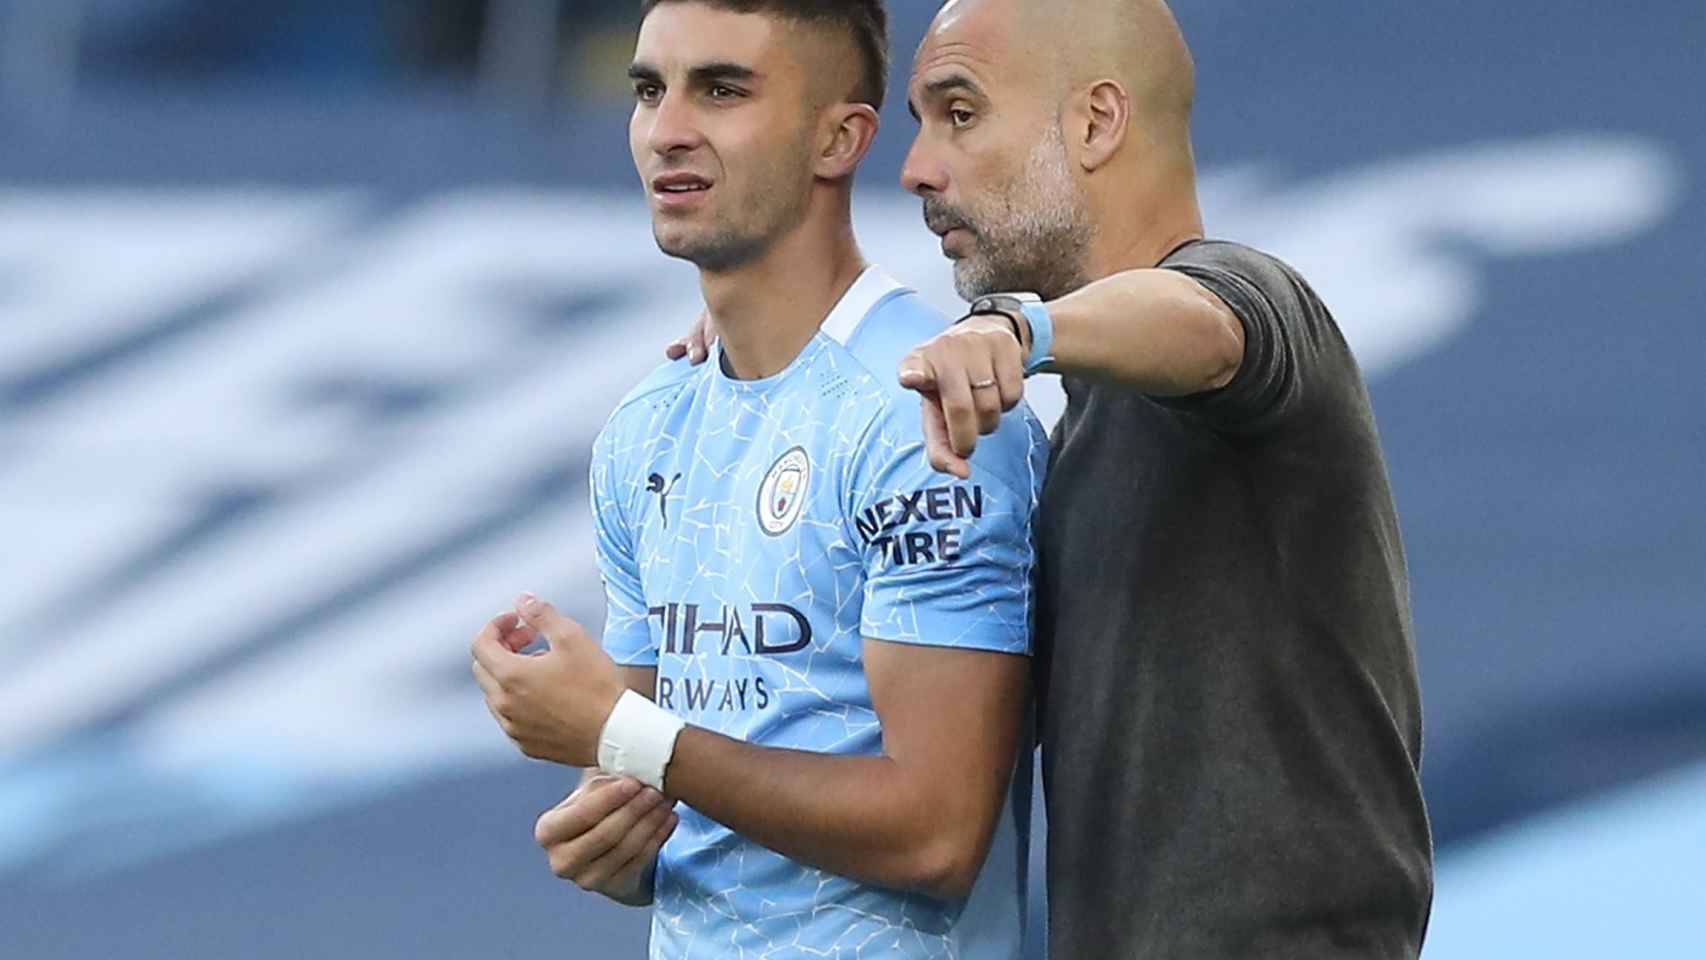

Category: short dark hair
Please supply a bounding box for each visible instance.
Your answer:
[638,0,889,110]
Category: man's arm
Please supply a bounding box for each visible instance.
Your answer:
[665,640,1029,900]
[474,606,1030,902]
[898,267,1245,475]
[664,267,1242,394]
[1044,267,1244,394]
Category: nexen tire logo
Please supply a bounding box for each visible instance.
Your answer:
[857,484,985,567]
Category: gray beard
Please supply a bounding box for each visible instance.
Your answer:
[951,128,1094,301]
[952,239,1090,302]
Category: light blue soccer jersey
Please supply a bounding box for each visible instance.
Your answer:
[589,267,1049,960]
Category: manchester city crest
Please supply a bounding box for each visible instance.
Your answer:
[757,446,811,536]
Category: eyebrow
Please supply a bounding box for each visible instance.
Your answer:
[907,73,988,120]
[627,61,760,86]
[689,62,758,86]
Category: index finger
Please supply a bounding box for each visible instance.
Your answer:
[922,394,971,480]
[898,351,939,393]
[470,627,513,673]
[482,611,540,654]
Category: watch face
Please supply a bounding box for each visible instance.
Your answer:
[974,293,1039,312]
[968,298,1020,323]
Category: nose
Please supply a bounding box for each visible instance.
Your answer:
[900,132,947,197]
[647,90,704,157]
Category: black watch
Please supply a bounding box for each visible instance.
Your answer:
[964,292,1052,374]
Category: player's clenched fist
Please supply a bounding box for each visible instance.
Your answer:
[470,593,626,768]
[897,315,1027,479]
[536,774,680,906]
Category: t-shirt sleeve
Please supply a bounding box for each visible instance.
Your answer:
[846,399,1043,656]
[590,422,656,667]
[1159,240,1361,433]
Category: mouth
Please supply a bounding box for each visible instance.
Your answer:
[924,206,974,253]
[650,173,714,207]
[926,217,967,237]
[938,226,973,257]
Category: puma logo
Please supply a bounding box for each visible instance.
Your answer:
[646,472,683,528]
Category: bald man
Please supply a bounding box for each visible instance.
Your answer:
[894,0,1434,957]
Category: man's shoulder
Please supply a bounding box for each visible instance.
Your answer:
[1162,239,1320,308]
[620,354,703,408]
[1162,237,1283,271]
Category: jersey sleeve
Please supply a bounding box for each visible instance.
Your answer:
[589,421,656,667]
[1159,240,1364,433]
[845,398,1045,655]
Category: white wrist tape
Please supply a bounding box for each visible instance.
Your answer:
[597,690,686,791]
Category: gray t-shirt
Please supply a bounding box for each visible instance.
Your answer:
[1035,240,1433,958]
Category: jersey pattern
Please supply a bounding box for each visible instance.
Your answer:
[588,268,1048,960]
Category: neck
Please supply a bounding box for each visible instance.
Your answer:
[1084,160,1205,279]
[701,189,867,380]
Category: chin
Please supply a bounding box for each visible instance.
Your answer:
[655,231,763,273]
[952,261,1000,301]
[654,236,694,263]
[653,227,711,264]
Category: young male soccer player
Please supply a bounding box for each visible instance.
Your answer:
[469,2,1049,957]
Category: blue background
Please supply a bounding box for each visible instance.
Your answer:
[1,1,1702,956]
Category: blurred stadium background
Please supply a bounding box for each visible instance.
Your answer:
[1,0,1702,956]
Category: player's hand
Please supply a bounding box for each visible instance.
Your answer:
[536,773,680,904]
[897,315,1026,478]
[665,310,717,365]
[470,594,625,768]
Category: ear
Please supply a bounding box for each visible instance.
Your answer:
[814,103,881,181]
[1073,79,1129,173]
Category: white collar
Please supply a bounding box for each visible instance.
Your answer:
[820,265,908,346]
